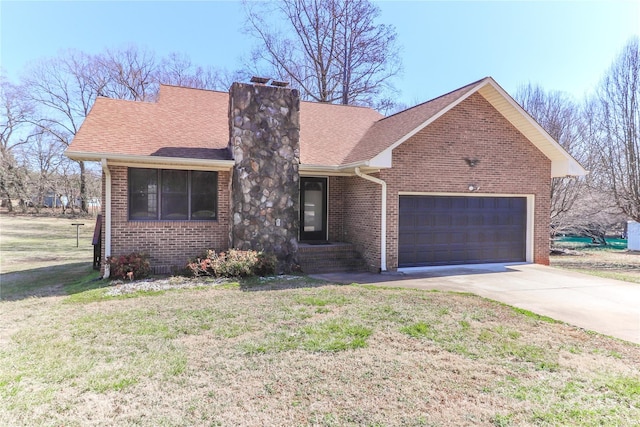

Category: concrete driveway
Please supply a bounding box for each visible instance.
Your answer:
[312,264,640,344]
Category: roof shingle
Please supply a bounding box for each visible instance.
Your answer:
[69,84,384,166]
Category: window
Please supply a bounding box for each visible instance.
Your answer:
[128,168,218,220]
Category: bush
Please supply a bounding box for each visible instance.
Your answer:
[186,249,277,278]
[107,252,151,280]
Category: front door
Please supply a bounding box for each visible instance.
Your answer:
[300,177,327,241]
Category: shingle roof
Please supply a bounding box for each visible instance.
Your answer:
[67,79,585,177]
[69,85,232,161]
[68,84,384,166]
[299,101,383,165]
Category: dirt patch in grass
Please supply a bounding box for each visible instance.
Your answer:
[550,248,640,284]
[1,279,639,426]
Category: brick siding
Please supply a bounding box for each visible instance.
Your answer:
[101,165,231,274]
[100,92,551,275]
[381,92,551,270]
[341,176,382,272]
[327,176,345,242]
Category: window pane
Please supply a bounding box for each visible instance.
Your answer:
[162,194,188,220]
[161,170,188,220]
[162,170,188,192]
[129,169,157,219]
[191,171,217,220]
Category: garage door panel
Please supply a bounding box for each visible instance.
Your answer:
[399,195,526,267]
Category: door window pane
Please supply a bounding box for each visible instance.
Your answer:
[303,181,324,232]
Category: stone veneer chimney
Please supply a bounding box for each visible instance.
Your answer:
[228,81,300,272]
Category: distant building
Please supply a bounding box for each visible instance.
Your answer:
[628,221,640,251]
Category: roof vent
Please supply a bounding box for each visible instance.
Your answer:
[250,76,270,85]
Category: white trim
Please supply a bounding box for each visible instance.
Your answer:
[370,79,488,169]
[478,80,587,177]
[299,165,353,176]
[101,159,112,279]
[355,167,387,271]
[299,162,384,176]
[398,192,534,264]
[65,151,235,171]
[399,191,532,198]
[526,195,535,263]
[368,77,586,178]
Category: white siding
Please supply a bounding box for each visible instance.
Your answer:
[628,221,640,251]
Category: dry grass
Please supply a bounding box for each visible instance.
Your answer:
[1,278,639,426]
[550,247,640,284]
[2,216,639,425]
[1,214,97,300]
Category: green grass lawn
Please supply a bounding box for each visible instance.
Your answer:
[2,278,639,426]
[1,215,639,425]
[1,214,97,300]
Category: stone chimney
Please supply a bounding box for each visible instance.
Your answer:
[228,80,300,272]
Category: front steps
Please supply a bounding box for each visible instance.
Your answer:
[297,242,369,274]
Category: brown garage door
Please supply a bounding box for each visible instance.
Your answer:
[399,195,527,267]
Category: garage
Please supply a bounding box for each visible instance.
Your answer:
[398,195,527,267]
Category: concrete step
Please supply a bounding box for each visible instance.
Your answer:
[298,243,368,274]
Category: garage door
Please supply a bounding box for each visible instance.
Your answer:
[399,195,527,267]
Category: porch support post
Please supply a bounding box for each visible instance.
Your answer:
[101,159,112,279]
[355,167,387,272]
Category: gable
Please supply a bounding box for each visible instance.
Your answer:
[391,92,550,176]
[359,78,586,178]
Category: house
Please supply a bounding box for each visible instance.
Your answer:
[66,77,586,275]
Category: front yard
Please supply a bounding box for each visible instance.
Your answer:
[1,215,639,426]
[1,275,639,426]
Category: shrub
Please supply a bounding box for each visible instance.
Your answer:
[107,252,151,280]
[186,249,276,278]
[255,252,278,276]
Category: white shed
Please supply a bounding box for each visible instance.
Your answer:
[628,221,640,251]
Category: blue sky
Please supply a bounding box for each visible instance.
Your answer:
[1,1,639,106]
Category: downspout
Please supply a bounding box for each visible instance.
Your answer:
[101,159,112,279]
[354,167,387,272]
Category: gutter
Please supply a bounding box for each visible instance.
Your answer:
[354,167,387,272]
[65,151,235,171]
[101,159,112,279]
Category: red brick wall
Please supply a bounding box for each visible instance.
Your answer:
[101,165,231,274]
[327,176,345,241]
[342,175,382,272]
[380,92,551,270]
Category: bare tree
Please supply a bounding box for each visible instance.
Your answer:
[92,45,159,101]
[243,0,401,107]
[0,76,35,211]
[516,84,587,233]
[595,37,640,222]
[556,188,627,245]
[22,50,99,212]
[22,130,66,210]
[157,52,232,90]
